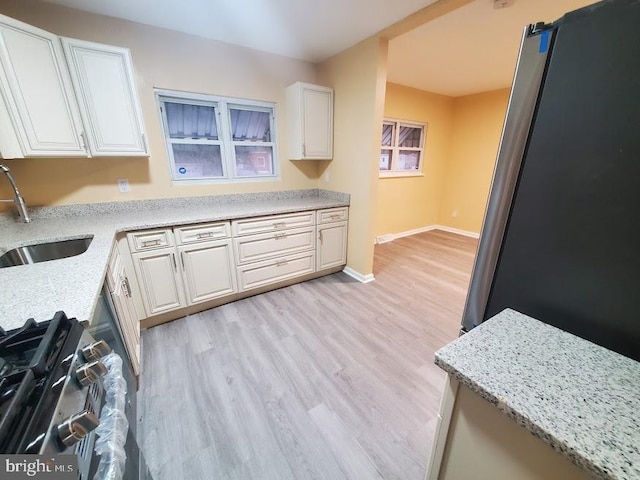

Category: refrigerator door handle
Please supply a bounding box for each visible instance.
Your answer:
[461,25,554,332]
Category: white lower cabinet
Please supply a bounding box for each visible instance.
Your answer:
[107,244,141,375]
[132,247,186,317]
[127,208,348,322]
[316,207,348,271]
[178,240,237,305]
[317,221,348,271]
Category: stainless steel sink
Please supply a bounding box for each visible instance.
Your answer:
[0,237,93,268]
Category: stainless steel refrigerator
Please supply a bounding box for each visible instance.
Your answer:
[461,0,640,361]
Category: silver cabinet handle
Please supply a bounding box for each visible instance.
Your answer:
[171,253,177,271]
[142,239,161,247]
[274,233,287,240]
[276,260,289,267]
[319,230,323,244]
[181,251,185,269]
[123,277,132,297]
[80,131,89,154]
[196,232,214,239]
[273,222,287,229]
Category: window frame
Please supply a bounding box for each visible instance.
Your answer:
[379,118,427,178]
[155,89,279,184]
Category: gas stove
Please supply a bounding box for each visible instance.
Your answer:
[0,312,111,478]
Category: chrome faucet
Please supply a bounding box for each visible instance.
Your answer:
[0,164,30,223]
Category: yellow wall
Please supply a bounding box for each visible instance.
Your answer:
[317,37,388,277]
[376,83,453,236]
[376,85,509,236]
[438,88,510,232]
[0,0,319,207]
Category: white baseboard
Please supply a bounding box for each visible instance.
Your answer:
[375,233,395,244]
[433,225,480,239]
[342,266,375,283]
[395,225,439,239]
[375,224,479,243]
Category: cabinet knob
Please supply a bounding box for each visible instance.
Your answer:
[57,410,99,447]
[75,360,108,387]
[81,340,112,362]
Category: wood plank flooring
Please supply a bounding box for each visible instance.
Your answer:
[138,230,478,480]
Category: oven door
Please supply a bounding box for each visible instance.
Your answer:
[87,289,151,480]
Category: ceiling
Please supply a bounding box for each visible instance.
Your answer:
[40,0,437,62]
[387,0,599,97]
[41,0,599,97]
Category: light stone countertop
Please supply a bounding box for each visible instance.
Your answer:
[0,189,349,331]
[435,308,640,480]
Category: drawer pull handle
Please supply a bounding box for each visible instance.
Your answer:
[274,233,287,240]
[273,222,287,229]
[329,214,341,220]
[196,232,214,239]
[123,277,132,298]
[171,253,177,271]
[276,260,289,267]
[141,239,161,247]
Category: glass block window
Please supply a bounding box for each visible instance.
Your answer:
[380,119,426,176]
[157,91,277,182]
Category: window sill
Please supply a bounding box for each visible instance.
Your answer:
[379,171,424,179]
[171,175,280,186]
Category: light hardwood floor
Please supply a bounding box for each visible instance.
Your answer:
[139,230,478,480]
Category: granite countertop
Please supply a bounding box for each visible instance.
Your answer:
[0,189,349,330]
[435,308,639,480]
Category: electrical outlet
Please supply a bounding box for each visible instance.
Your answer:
[452,210,458,218]
[117,179,130,193]
[323,171,330,182]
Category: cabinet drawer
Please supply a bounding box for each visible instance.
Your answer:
[175,222,230,245]
[127,229,174,252]
[237,252,315,292]
[234,226,315,265]
[317,207,348,224]
[232,211,315,236]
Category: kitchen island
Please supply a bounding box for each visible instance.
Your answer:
[427,308,639,480]
[0,189,349,330]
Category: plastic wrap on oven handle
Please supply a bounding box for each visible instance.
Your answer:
[93,352,129,480]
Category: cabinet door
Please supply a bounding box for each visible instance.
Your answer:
[302,85,333,159]
[0,14,85,157]
[111,274,141,375]
[178,240,237,305]
[286,82,333,160]
[61,38,147,156]
[317,221,347,270]
[132,247,186,316]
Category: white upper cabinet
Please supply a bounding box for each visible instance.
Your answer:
[286,82,333,160]
[0,14,86,157]
[0,13,148,159]
[61,38,148,156]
